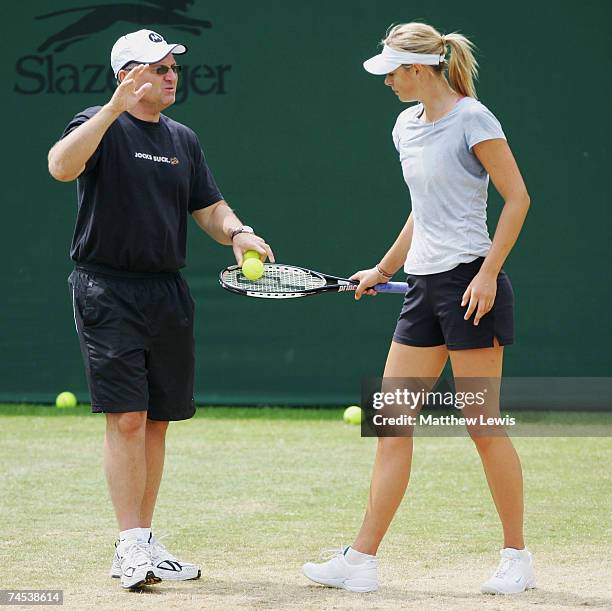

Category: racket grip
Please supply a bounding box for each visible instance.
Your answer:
[373,281,408,294]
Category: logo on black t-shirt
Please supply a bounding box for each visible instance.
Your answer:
[134,151,180,165]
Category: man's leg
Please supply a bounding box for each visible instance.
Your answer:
[104,411,148,529]
[139,275,201,581]
[140,419,169,528]
[105,410,161,588]
[140,417,202,581]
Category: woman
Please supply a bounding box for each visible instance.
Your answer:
[303,22,533,595]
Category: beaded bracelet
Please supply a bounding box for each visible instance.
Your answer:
[376,264,393,279]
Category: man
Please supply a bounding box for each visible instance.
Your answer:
[47,29,274,590]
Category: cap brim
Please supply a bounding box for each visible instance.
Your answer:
[363,54,401,75]
[112,40,188,77]
[147,43,188,64]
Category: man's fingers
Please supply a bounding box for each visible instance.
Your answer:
[128,63,148,76]
[232,244,243,266]
[253,246,267,261]
[461,286,471,307]
[263,243,275,263]
[121,64,147,86]
[135,82,153,96]
[249,243,274,263]
[246,235,274,262]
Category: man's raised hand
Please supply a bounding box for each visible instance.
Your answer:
[107,65,153,114]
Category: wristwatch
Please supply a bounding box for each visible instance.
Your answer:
[230,225,254,240]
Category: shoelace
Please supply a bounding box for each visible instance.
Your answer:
[319,546,347,561]
[124,541,151,567]
[150,535,178,561]
[494,556,518,579]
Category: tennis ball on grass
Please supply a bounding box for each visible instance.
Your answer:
[243,250,261,261]
[242,258,264,280]
[343,405,362,425]
[56,391,77,408]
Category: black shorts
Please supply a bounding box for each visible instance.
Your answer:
[393,257,514,350]
[68,265,196,420]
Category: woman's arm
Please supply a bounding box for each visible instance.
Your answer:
[462,139,530,325]
[379,213,414,276]
[351,213,414,299]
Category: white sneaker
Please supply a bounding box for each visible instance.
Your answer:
[111,535,201,582]
[303,547,378,593]
[114,539,161,590]
[481,548,536,594]
[149,536,201,581]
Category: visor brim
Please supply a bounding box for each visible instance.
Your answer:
[363,55,401,75]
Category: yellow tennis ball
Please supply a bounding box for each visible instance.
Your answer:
[56,391,77,408]
[242,257,264,280]
[243,250,260,261]
[343,405,362,425]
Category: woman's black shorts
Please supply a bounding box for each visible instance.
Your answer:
[68,265,196,421]
[393,257,514,350]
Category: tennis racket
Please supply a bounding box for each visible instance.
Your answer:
[219,263,408,299]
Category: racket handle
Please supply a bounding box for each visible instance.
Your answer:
[372,281,408,294]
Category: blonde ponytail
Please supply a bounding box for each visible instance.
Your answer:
[384,23,479,99]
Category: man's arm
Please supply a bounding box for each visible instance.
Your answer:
[48,105,122,181]
[47,64,153,182]
[192,200,275,265]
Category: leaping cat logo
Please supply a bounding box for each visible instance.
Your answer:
[36,0,211,53]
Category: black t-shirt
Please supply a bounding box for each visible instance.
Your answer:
[61,107,223,272]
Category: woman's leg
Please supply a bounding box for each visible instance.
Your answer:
[352,341,448,555]
[448,340,525,549]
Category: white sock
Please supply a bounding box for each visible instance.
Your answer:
[119,527,151,543]
[344,546,375,565]
[503,547,528,554]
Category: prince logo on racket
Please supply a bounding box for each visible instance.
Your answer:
[47,28,274,591]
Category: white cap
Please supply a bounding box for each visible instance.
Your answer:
[110,29,187,77]
[363,44,445,75]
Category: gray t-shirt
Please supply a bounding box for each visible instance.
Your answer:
[392,97,506,275]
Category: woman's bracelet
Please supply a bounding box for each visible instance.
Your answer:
[376,263,393,279]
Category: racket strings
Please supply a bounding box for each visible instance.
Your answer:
[222,265,327,294]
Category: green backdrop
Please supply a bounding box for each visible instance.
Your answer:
[2,0,610,405]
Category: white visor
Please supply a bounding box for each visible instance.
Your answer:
[363,44,445,75]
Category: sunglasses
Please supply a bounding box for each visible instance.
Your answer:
[122,62,182,75]
[151,64,182,75]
